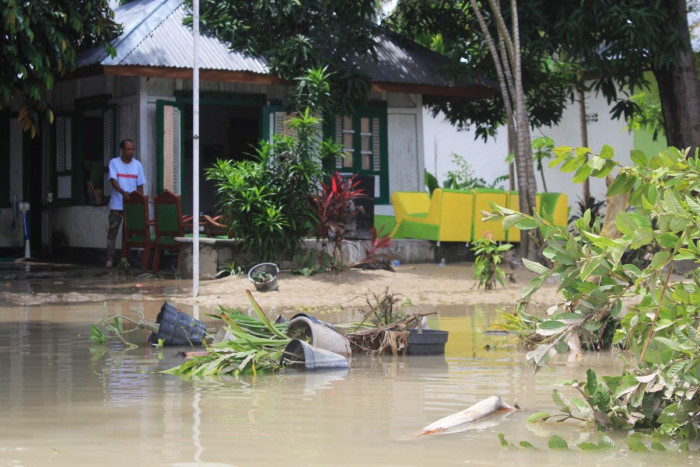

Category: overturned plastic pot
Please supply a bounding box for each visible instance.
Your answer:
[407,329,449,355]
[281,339,349,370]
[248,263,279,292]
[148,302,207,346]
[288,315,351,357]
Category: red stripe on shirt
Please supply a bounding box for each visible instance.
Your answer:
[117,173,138,179]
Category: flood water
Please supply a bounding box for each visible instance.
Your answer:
[0,279,696,465]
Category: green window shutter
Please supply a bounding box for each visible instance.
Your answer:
[55,115,73,204]
[330,105,388,204]
[156,101,184,195]
[262,106,294,142]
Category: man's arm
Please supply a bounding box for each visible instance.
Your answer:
[111,178,129,199]
[136,184,144,194]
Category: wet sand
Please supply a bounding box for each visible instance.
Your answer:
[184,262,562,314]
[1,261,561,317]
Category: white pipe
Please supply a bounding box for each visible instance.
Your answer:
[192,0,200,310]
[24,211,30,259]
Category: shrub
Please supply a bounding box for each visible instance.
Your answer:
[492,145,700,439]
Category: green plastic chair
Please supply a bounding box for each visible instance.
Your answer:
[153,190,194,272]
[122,191,154,271]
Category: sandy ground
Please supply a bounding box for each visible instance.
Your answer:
[185,262,564,314]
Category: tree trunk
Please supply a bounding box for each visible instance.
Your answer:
[508,122,516,191]
[654,0,700,150]
[470,0,538,259]
[578,88,590,203]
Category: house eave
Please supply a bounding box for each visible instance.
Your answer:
[371,82,495,100]
[102,65,287,85]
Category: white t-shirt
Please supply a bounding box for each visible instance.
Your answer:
[108,156,146,210]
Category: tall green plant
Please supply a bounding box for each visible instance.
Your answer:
[490,145,700,439]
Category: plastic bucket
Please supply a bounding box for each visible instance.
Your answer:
[407,329,449,355]
[148,302,207,346]
[281,339,349,370]
[288,315,351,357]
[248,263,279,292]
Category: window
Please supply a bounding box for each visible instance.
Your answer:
[330,105,388,203]
[54,100,115,206]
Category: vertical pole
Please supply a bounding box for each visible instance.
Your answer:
[192,0,200,312]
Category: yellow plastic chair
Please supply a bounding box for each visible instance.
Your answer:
[437,189,474,242]
[539,192,568,227]
[392,189,443,241]
[390,191,431,238]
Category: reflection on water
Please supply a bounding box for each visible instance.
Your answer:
[0,301,694,466]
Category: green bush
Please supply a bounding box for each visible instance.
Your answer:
[492,145,700,440]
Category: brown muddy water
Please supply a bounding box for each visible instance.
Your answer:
[0,278,696,466]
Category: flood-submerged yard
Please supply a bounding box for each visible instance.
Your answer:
[0,272,696,465]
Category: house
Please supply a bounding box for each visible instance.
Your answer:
[0,0,495,256]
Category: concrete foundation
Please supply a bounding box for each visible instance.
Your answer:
[175,237,440,279]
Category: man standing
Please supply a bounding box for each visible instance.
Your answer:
[105,139,146,267]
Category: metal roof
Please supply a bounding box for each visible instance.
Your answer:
[78,0,494,93]
[78,0,268,74]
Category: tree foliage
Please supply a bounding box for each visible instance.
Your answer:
[389,0,700,149]
[493,145,700,439]
[386,1,571,140]
[0,0,120,136]
[188,0,379,114]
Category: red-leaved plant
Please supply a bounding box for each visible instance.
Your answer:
[352,225,394,270]
[312,171,367,268]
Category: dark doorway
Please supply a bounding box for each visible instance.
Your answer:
[81,116,105,205]
[182,104,260,215]
[23,132,43,253]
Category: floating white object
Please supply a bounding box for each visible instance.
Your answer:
[419,395,519,435]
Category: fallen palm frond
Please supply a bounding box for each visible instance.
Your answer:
[164,289,291,377]
[90,306,160,349]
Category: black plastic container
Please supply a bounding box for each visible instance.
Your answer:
[407,329,449,355]
[148,302,207,346]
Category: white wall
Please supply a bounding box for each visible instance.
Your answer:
[423,110,509,188]
[53,206,112,249]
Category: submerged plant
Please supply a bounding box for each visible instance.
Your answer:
[471,235,513,290]
[90,306,159,349]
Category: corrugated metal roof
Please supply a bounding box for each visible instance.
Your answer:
[78,0,269,74]
[367,30,493,89]
[78,0,493,91]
